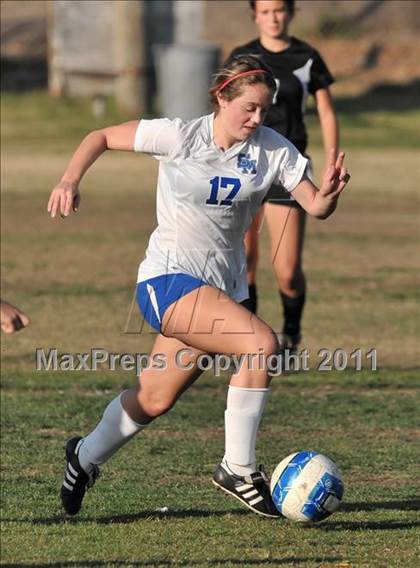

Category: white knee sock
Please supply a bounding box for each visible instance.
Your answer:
[222,385,269,476]
[78,393,147,473]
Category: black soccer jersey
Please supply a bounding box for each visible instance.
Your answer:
[229,37,334,154]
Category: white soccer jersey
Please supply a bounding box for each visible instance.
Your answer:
[134,114,307,302]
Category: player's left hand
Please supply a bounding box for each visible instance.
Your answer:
[1,300,30,334]
[319,150,350,199]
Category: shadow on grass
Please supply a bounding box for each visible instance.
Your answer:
[1,557,344,567]
[334,79,420,114]
[4,508,250,526]
[342,499,420,512]
[4,500,419,527]
[315,499,420,531]
[317,520,420,531]
[306,78,420,116]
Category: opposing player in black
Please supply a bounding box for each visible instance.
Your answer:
[230,0,339,352]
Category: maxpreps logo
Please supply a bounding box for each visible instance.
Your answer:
[237,153,257,174]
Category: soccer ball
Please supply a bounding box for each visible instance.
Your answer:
[270,450,344,523]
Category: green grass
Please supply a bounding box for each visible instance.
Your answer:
[1,370,420,567]
[306,108,420,149]
[2,91,420,153]
[1,91,420,567]
[1,91,133,154]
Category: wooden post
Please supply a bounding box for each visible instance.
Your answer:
[114,1,144,115]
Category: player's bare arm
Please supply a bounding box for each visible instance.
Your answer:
[315,87,339,172]
[292,150,350,219]
[47,120,140,218]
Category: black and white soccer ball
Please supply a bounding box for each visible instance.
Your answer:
[270,450,344,522]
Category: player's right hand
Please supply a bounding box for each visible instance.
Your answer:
[47,181,81,218]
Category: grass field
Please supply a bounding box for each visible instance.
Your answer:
[1,92,420,567]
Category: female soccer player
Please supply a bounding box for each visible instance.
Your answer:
[48,55,349,518]
[229,0,339,352]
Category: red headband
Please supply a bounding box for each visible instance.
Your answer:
[211,69,268,94]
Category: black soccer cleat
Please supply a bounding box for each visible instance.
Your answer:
[60,436,99,516]
[212,463,281,518]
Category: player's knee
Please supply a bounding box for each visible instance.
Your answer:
[251,326,278,358]
[138,392,175,419]
[277,269,302,292]
[262,330,279,357]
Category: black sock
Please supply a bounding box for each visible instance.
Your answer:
[241,284,258,314]
[280,291,305,337]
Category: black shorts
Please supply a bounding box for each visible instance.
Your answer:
[264,156,313,207]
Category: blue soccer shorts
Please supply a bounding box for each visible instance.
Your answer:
[136,273,207,332]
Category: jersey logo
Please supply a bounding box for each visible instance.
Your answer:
[237,153,257,174]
